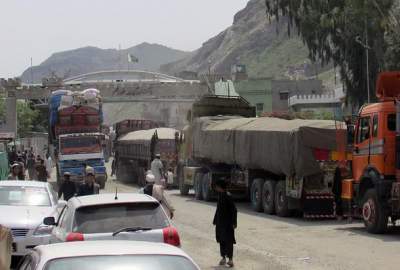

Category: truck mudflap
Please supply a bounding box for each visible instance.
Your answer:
[303,192,335,219]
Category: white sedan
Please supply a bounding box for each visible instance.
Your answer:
[18,241,200,270]
[0,181,66,257]
[45,193,181,246]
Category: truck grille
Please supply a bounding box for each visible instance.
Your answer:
[11,228,29,238]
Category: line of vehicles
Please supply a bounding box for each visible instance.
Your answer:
[0,180,196,270]
[113,71,400,235]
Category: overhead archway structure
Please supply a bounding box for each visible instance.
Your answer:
[63,70,187,84]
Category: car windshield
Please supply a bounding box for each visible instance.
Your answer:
[45,255,198,270]
[73,202,169,233]
[0,186,50,206]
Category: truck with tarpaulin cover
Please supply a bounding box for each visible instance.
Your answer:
[115,127,180,186]
[339,71,400,233]
[49,89,107,188]
[178,95,346,218]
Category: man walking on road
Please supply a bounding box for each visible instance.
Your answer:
[26,153,36,180]
[213,180,237,268]
[151,154,164,185]
[58,172,76,201]
[35,159,48,182]
[77,167,100,196]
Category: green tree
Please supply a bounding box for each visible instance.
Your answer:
[265,0,398,107]
[0,98,46,138]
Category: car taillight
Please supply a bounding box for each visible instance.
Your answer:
[163,227,180,247]
[66,232,84,242]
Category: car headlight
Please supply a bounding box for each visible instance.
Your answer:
[33,225,53,236]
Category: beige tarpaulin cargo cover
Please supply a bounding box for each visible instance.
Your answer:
[0,225,12,270]
[192,116,344,178]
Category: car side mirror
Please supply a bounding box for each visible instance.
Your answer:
[43,217,56,226]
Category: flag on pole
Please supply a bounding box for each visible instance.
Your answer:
[128,53,139,63]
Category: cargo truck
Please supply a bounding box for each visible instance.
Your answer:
[178,95,346,218]
[49,89,107,188]
[340,71,400,233]
[115,127,180,186]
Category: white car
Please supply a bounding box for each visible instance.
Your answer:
[0,181,66,257]
[18,241,200,270]
[45,193,181,246]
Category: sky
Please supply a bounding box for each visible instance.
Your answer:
[0,0,249,78]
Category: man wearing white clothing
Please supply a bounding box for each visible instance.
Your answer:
[151,154,164,185]
[45,154,53,177]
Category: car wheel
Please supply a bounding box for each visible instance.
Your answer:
[362,189,388,234]
[251,178,264,212]
[262,180,276,214]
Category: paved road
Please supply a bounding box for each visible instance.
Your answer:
[102,176,400,270]
[51,162,400,270]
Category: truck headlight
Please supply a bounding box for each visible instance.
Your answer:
[33,225,53,236]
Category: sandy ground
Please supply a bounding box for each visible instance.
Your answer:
[51,162,400,270]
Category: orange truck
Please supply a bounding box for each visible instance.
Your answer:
[342,71,400,233]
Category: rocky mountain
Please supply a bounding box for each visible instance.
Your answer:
[21,43,189,83]
[161,0,316,79]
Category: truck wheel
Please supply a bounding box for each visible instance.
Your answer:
[275,181,290,217]
[262,180,276,214]
[251,178,264,212]
[178,163,189,196]
[362,189,388,234]
[194,172,204,200]
[202,173,214,201]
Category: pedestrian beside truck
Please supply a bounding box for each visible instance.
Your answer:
[151,154,164,185]
[58,172,76,201]
[213,180,237,268]
[144,171,175,219]
[77,167,100,196]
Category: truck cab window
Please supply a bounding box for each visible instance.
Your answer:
[357,117,370,143]
[387,114,396,131]
[372,114,378,137]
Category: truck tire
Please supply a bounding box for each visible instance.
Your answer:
[202,173,214,201]
[262,180,276,214]
[251,178,264,212]
[194,172,204,200]
[362,189,388,234]
[275,181,290,217]
[178,164,189,196]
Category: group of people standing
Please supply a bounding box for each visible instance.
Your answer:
[58,166,100,201]
[8,149,52,182]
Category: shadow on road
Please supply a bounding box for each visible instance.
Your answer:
[172,191,350,228]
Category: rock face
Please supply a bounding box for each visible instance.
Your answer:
[21,43,189,83]
[161,0,311,79]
